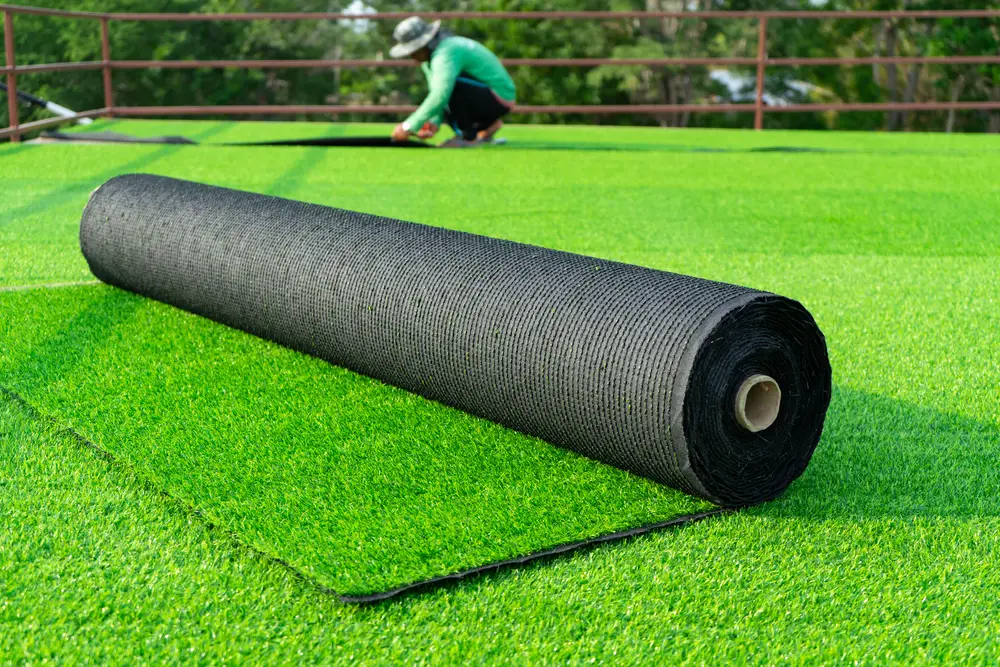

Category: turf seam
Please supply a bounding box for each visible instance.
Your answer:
[0,383,731,604]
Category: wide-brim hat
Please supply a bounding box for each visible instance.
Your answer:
[389,17,441,58]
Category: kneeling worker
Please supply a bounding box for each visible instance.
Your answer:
[389,17,516,145]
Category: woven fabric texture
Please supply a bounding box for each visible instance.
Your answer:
[80,174,831,506]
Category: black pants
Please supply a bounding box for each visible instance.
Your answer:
[443,76,512,140]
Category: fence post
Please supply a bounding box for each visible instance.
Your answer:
[101,17,113,115]
[754,16,768,131]
[3,10,18,142]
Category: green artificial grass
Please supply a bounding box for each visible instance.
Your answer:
[2,120,1000,662]
[4,122,999,291]
[0,285,710,595]
[57,117,1000,154]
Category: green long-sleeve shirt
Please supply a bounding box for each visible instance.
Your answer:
[403,36,516,131]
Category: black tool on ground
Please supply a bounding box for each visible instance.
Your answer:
[239,135,430,148]
[1,82,94,125]
[41,130,194,144]
[1,81,47,108]
[41,129,429,148]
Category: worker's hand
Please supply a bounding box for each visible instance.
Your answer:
[391,124,412,142]
[416,122,439,139]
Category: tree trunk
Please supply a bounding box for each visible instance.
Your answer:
[871,22,883,87]
[650,0,680,42]
[900,23,934,131]
[900,63,922,131]
[668,72,680,127]
[990,85,1000,134]
[332,44,343,104]
[680,67,692,128]
[658,69,673,127]
[884,20,902,131]
[945,74,965,133]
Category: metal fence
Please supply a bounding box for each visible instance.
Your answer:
[3,3,1000,142]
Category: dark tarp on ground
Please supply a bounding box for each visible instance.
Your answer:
[239,136,430,148]
[40,130,430,148]
[41,131,196,145]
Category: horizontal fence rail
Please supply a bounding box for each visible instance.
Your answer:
[111,104,759,116]
[108,101,1000,114]
[9,55,1000,76]
[3,3,1000,141]
[4,5,1000,20]
[0,107,106,140]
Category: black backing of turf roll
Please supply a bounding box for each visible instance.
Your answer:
[41,130,429,148]
[41,130,197,144]
[232,136,430,148]
[80,174,830,509]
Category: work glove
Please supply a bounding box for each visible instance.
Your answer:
[416,122,439,139]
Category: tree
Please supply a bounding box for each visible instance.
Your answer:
[3,0,999,134]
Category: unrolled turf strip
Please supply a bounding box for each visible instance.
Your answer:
[81,175,830,509]
[0,285,715,597]
[64,174,829,597]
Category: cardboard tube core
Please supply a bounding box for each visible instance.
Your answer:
[735,374,781,433]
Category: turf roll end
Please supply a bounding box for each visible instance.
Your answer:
[735,375,781,433]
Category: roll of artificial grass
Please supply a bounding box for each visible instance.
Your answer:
[80,174,831,507]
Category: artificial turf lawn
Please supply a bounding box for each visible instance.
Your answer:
[0,284,712,595]
[2,120,1000,661]
[53,117,1000,154]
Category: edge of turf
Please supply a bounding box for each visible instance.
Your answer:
[339,508,730,604]
[0,382,730,605]
[0,384,336,598]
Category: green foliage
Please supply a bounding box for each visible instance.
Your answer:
[2,0,999,132]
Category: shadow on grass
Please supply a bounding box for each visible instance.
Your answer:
[84,118,124,133]
[497,141,1000,158]
[771,385,1000,520]
[0,122,235,228]
[0,143,33,159]
[58,119,240,140]
[261,124,350,198]
[49,120,349,147]
[499,142,839,154]
[3,128,328,385]
[1,288,142,391]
